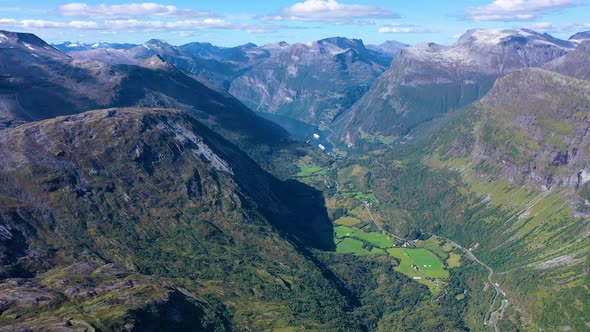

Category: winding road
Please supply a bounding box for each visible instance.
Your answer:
[364,203,508,330]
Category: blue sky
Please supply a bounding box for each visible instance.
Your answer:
[0,0,588,46]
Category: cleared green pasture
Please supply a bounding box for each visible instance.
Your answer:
[353,231,393,248]
[387,248,449,279]
[420,238,449,260]
[334,226,355,238]
[296,163,327,177]
[334,226,392,248]
[336,238,366,254]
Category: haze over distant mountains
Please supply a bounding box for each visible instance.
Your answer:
[56,37,399,129]
[53,28,590,149]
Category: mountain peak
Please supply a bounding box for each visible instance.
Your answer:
[458,28,535,45]
[262,41,289,49]
[240,42,258,48]
[375,40,408,50]
[318,36,365,50]
[366,40,407,57]
[144,39,171,48]
[0,30,65,58]
[141,54,175,70]
[544,40,590,80]
[0,30,54,49]
[569,30,590,42]
[457,28,575,49]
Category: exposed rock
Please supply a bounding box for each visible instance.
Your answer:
[545,41,590,81]
[335,29,575,145]
[367,40,408,57]
[569,31,590,43]
[229,37,393,126]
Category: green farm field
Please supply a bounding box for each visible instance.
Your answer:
[336,238,365,254]
[353,231,393,248]
[296,163,327,177]
[334,226,392,248]
[387,248,449,279]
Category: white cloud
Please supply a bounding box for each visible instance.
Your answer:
[525,21,590,32]
[103,19,289,33]
[0,17,290,34]
[465,0,580,21]
[378,27,423,33]
[56,2,216,19]
[0,19,102,29]
[260,0,398,24]
[378,23,431,34]
[104,19,227,30]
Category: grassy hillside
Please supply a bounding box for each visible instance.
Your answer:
[0,107,478,331]
[0,108,358,330]
[332,68,590,331]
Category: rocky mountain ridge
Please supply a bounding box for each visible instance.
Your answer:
[333,28,576,146]
[0,107,353,330]
[545,40,590,80]
[53,41,137,52]
[61,36,400,127]
[228,37,393,127]
[0,33,307,178]
[439,68,590,195]
[569,30,590,42]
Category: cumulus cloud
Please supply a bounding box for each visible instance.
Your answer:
[465,0,580,21]
[104,18,226,30]
[56,2,216,19]
[525,21,590,32]
[0,18,287,34]
[0,18,102,29]
[378,23,431,34]
[260,0,398,24]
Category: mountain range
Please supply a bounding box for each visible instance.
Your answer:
[57,36,398,130]
[0,26,589,331]
[333,29,576,146]
[0,30,310,179]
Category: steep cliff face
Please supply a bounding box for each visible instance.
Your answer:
[334,29,575,146]
[437,68,590,195]
[228,37,392,127]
